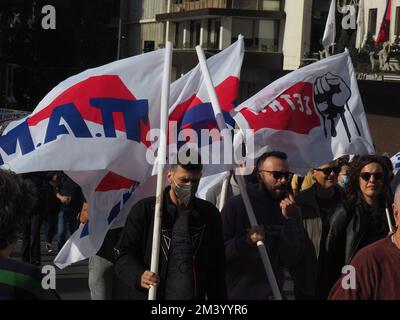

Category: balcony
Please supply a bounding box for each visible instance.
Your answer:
[171,0,281,13]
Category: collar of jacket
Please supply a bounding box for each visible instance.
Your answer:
[163,186,200,221]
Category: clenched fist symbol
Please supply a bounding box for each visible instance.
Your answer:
[314,73,361,142]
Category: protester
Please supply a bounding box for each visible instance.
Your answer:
[291,171,314,196]
[56,172,84,252]
[83,201,123,300]
[337,157,350,192]
[44,172,61,253]
[329,184,400,300]
[344,155,394,263]
[114,150,226,300]
[0,169,59,300]
[221,151,304,300]
[292,160,348,300]
[21,172,47,266]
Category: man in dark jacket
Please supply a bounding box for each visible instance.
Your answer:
[114,155,226,300]
[222,151,304,300]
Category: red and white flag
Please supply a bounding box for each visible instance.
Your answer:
[0,49,166,268]
[232,50,374,175]
[376,0,392,44]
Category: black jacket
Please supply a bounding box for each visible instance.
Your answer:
[114,187,227,300]
[292,185,348,299]
[221,183,304,300]
[345,200,392,264]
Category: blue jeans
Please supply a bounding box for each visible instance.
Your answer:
[57,209,78,251]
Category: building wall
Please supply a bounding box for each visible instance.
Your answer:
[282,0,313,70]
[126,0,166,55]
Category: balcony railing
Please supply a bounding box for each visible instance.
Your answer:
[171,0,281,13]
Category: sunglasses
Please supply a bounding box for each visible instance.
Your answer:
[313,166,340,176]
[259,170,290,180]
[359,172,384,182]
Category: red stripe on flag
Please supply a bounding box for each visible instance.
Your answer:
[95,171,134,192]
[26,75,137,133]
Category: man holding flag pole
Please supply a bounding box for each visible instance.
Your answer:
[114,39,248,300]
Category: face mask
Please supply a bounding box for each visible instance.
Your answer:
[173,178,199,207]
[341,175,349,187]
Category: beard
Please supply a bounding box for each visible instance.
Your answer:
[261,182,287,200]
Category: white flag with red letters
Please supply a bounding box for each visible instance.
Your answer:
[232,50,374,175]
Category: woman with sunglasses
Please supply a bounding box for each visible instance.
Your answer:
[344,155,394,265]
[291,160,348,300]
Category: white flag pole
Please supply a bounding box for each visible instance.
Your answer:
[234,174,283,300]
[218,171,231,211]
[148,42,172,300]
[386,208,394,234]
[195,45,227,132]
[195,39,282,300]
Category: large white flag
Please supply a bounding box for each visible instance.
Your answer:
[232,50,374,175]
[56,39,244,268]
[167,38,244,197]
[0,49,166,268]
[323,0,336,49]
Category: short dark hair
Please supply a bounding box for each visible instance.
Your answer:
[0,170,37,250]
[170,148,203,173]
[256,151,288,171]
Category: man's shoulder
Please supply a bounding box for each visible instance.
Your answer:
[127,196,156,218]
[222,193,244,210]
[194,197,220,215]
[295,185,316,204]
[352,238,393,266]
[0,257,42,280]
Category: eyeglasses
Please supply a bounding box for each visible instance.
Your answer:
[313,166,340,176]
[359,172,384,182]
[259,170,290,180]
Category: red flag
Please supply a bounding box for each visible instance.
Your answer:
[376,0,392,44]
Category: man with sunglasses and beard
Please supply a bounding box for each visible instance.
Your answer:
[291,159,348,300]
[221,151,304,300]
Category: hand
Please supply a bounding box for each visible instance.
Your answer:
[63,196,71,205]
[314,72,351,114]
[280,194,300,220]
[247,226,265,244]
[140,270,160,289]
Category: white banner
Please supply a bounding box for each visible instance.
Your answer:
[232,50,374,175]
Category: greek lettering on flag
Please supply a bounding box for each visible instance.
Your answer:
[0,49,166,268]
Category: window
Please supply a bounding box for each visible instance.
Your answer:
[395,7,400,36]
[231,18,279,52]
[190,20,202,47]
[143,41,155,52]
[368,8,377,34]
[175,22,185,48]
[208,19,221,49]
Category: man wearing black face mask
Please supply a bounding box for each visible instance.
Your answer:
[221,151,304,300]
[114,152,226,300]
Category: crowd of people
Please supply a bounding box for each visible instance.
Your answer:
[0,149,399,300]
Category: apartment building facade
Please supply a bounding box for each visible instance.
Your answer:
[119,0,399,155]
[121,0,321,97]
